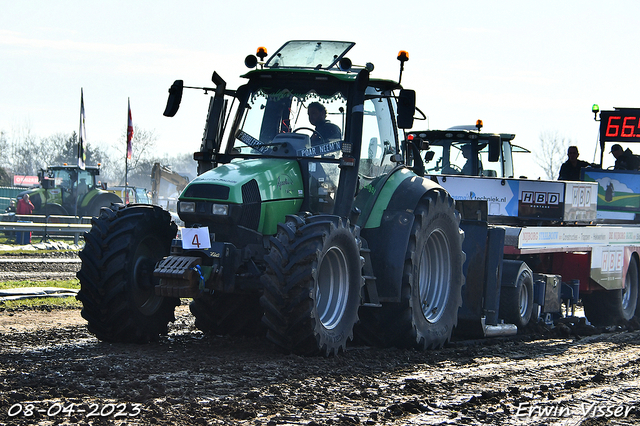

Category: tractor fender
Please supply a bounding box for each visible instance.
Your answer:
[82,192,123,217]
[359,168,447,302]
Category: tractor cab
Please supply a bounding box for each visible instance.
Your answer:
[168,40,415,229]
[407,126,529,178]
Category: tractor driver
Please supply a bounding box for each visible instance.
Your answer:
[460,144,483,176]
[307,102,341,146]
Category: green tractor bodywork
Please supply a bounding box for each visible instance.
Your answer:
[18,165,122,217]
[76,41,465,356]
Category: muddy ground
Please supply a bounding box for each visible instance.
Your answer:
[1,252,639,426]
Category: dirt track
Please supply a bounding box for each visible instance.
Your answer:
[1,253,640,425]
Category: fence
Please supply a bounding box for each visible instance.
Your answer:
[0,213,92,244]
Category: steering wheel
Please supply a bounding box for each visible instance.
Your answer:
[293,127,325,144]
[442,164,462,174]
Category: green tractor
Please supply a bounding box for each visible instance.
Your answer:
[18,165,122,217]
[76,40,465,356]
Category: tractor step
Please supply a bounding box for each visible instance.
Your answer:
[154,256,202,298]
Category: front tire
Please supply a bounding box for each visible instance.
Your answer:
[357,189,465,350]
[76,204,179,342]
[583,255,639,326]
[261,215,363,356]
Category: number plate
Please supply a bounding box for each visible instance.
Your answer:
[182,227,211,249]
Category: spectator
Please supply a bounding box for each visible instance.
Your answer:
[15,194,34,244]
[5,199,16,213]
[558,146,590,180]
[611,144,640,171]
[16,194,35,215]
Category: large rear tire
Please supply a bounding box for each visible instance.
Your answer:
[76,204,179,342]
[190,293,264,336]
[583,255,639,326]
[357,189,465,350]
[261,215,363,356]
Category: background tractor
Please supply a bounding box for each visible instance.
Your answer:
[18,165,121,217]
[76,40,465,356]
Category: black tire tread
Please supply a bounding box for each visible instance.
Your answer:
[260,215,362,356]
[76,204,179,343]
[356,189,465,350]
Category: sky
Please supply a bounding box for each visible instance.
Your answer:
[3,0,640,178]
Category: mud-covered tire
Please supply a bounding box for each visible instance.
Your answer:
[190,293,265,336]
[261,215,363,356]
[499,260,534,329]
[356,189,465,350]
[583,255,640,326]
[76,204,179,342]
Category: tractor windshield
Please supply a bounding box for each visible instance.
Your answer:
[265,40,355,70]
[231,88,346,160]
[424,140,515,178]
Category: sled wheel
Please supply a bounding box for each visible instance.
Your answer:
[499,260,534,329]
[583,255,639,326]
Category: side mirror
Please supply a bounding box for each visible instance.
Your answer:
[488,135,501,162]
[163,80,184,117]
[397,89,416,129]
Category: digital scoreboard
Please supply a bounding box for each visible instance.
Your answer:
[599,109,640,143]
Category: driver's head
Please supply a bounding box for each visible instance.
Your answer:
[308,102,327,126]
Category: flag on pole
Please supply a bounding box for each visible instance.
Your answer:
[78,88,87,170]
[127,98,133,160]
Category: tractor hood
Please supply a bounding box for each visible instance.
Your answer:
[177,158,305,235]
[180,158,304,204]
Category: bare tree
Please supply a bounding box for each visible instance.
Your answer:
[534,131,571,180]
[100,125,159,187]
[0,127,110,180]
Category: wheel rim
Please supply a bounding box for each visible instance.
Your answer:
[518,282,529,318]
[316,245,350,330]
[419,228,451,323]
[131,235,164,316]
[622,277,631,311]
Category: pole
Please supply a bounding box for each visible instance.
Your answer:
[125,149,128,187]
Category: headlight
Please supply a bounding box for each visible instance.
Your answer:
[179,201,195,213]
[212,204,229,215]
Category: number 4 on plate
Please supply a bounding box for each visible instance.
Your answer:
[182,227,211,249]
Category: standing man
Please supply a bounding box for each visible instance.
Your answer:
[16,194,34,215]
[610,144,640,171]
[307,102,341,145]
[558,146,590,181]
[15,194,34,244]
